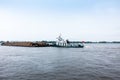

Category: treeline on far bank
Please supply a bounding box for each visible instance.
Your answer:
[0,41,120,43]
[45,41,120,43]
[0,41,120,44]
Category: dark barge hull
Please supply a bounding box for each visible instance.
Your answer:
[52,45,84,48]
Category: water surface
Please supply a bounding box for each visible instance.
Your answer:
[0,44,120,80]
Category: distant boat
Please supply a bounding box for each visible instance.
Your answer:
[55,35,84,48]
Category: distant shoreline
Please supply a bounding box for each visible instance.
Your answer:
[0,41,120,44]
[0,41,120,47]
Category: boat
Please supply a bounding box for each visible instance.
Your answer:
[55,35,84,48]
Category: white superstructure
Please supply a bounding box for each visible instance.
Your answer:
[56,35,67,46]
[56,35,84,47]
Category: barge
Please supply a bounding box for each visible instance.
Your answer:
[53,35,84,48]
[1,41,48,47]
[1,35,84,48]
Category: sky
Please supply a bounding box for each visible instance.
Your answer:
[0,0,120,41]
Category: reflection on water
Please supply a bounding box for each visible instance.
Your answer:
[0,44,120,80]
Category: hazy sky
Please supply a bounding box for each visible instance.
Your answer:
[0,0,120,41]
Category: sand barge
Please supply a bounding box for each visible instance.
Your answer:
[1,41,48,47]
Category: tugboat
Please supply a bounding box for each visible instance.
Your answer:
[55,35,84,48]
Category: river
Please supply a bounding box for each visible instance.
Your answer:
[0,43,120,80]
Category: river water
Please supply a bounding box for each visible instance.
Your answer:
[0,44,120,80]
